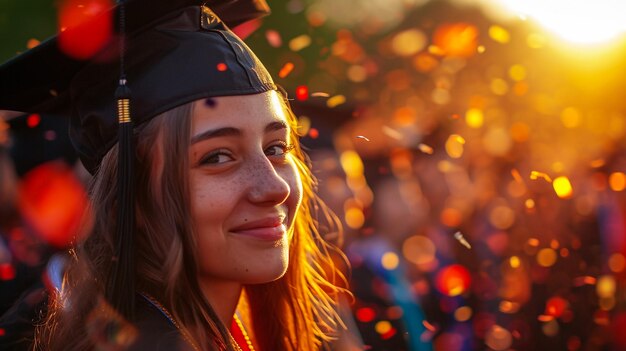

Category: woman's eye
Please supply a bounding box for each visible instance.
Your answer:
[265,142,294,157]
[199,151,234,165]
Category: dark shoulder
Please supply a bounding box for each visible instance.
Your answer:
[127,295,195,351]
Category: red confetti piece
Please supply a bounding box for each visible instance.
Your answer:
[435,264,471,296]
[27,113,41,128]
[231,18,261,40]
[356,307,376,323]
[0,263,16,281]
[380,327,397,340]
[278,62,294,78]
[295,85,309,101]
[58,0,114,59]
[216,62,228,72]
[18,163,90,248]
[308,128,319,139]
[0,328,5,336]
[265,29,282,48]
[545,296,568,318]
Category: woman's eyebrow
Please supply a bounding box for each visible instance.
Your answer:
[191,127,240,144]
[191,121,288,145]
[265,120,288,133]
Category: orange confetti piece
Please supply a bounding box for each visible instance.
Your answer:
[278,62,294,78]
[530,170,552,183]
[26,38,40,49]
[574,276,596,287]
[538,315,554,322]
[216,62,228,71]
[511,168,523,183]
[590,159,606,168]
[422,320,437,332]
[418,143,434,154]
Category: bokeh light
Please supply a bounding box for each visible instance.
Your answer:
[435,264,472,296]
[18,163,90,247]
[58,0,113,59]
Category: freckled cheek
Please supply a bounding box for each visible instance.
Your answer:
[189,177,234,230]
[284,163,304,222]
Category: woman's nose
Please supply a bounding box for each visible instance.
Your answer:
[246,156,291,206]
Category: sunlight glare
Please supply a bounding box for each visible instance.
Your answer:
[496,0,626,44]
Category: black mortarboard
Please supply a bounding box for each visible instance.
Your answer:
[1,0,275,173]
[0,0,275,319]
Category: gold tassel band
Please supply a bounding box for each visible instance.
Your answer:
[117,98,131,123]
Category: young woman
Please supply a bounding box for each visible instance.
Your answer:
[0,0,348,350]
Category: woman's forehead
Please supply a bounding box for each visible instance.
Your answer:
[190,91,288,135]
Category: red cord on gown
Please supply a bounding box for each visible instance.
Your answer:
[230,317,253,351]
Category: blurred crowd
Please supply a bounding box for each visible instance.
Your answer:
[2,0,626,350]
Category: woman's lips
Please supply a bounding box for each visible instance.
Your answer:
[230,217,286,241]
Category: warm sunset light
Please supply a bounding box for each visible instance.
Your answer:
[495,0,626,44]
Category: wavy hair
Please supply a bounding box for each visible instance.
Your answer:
[35,95,349,351]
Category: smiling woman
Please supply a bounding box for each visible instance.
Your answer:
[0,0,348,350]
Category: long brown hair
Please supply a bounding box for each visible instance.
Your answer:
[35,95,348,351]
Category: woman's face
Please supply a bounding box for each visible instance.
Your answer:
[189,90,302,285]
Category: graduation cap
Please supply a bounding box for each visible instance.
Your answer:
[0,0,276,319]
[7,113,77,177]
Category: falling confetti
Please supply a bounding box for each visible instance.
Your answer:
[311,92,330,97]
[454,231,471,249]
[18,163,90,247]
[445,134,465,158]
[356,135,370,142]
[288,34,312,51]
[553,176,573,198]
[216,62,228,71]
[26,38,40,49]
[58,0,114,59]
[511,168,523,183]
[382,126,402,140]
[26,113,41,128]
[278,62,295,78]
[422,320,437,332]
[326,95,346,108]
[295,85,309,101]
[530,171,552,183]
[265,29,282,47]
[417,143,434,154]
[489,24,511,44]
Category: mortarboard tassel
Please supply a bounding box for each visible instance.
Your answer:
[106,0,136,320]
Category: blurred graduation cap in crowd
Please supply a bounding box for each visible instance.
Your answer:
[5,113,77,178]
[0,0,275,319]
